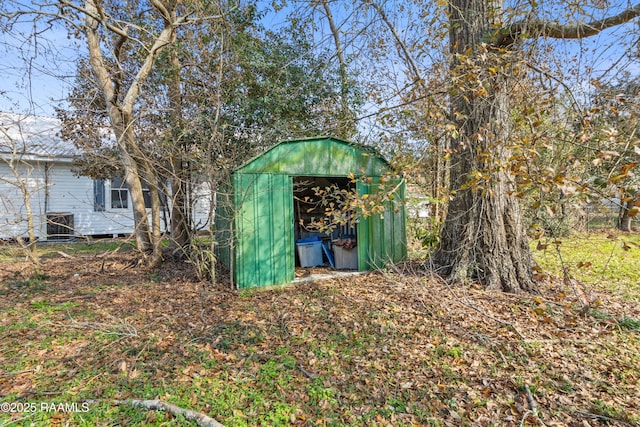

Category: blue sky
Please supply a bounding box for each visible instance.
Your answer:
[0,16,81,116]
[1,1,639,118]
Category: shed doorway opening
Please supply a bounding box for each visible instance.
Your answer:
[292,176,358,270]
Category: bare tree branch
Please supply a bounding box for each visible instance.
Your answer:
[60,0,129,39]
[498,3,640,46]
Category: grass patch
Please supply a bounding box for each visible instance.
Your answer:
[0,239,135,263]
[618,316,640,332]
[532,232,640,301]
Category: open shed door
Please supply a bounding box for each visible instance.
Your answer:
[357,178,407,270]
[234,173,294,288]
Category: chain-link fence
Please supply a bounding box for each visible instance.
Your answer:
[582,203,635,232]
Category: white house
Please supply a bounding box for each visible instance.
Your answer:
[0,112,212,241]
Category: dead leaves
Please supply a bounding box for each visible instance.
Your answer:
[1,255,639,425]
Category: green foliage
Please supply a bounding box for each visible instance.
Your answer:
[527,206,577,238]
[0,241,134,263]
[413,217,443,251]
[6,273,49,291]
[306,377,337,407]
[591,399,639,425]
[180,6,364,176]
[618,317,640,332]
[31,300,77,313]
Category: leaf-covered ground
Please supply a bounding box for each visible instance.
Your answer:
[0,246,639,426]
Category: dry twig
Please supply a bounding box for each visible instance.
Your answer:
[86,399,225,427]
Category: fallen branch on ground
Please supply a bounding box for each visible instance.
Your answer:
[56,251,75,259]
[86,399,224,427]
[574,409,635,427]
[522,384,546,426]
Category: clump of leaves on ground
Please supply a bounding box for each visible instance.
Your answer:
[0,241,638,426]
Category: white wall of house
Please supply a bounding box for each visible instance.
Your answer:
[48,162,138,237]
[0,158,213,240]
[0,160,47,238]
[0,158,136,239]
[191,179,214,231]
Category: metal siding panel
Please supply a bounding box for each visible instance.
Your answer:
[271,175,294,285]
[394,180,408,262]
[234,173,258,288]
[239,138,390,177]
[242,147,280,173]
[284,144,307,175]
[285,180,295,282]
[355,151,371,177]
[328,142,354,176]
[232,174,243,287]
[383,211,393,263]
[214,185,233,270]
[370,209,386,268]
[360,177,408,269]
[255,174,273,286]
[377,178,407,264]
[234,173,294,289]
[303,139,329,175]
[366,179,385,269]
[356,180,370,270]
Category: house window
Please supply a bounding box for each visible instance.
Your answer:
[142,181,167,209]
[111,177,128,209]
[93,179,105,212]
[142,185,152,209]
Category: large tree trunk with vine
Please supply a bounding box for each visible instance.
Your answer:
[113,117,154,254]
[167,39,191,252]
[432,0,535,293]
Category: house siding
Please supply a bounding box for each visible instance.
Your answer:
[1,159,214,240]
[0,160,138,239]
[0,161,47,238]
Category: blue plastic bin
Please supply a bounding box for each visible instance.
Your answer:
[296,237,323,267]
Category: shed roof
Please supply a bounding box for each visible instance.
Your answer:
[236,137,392,177]
[0,112,79,159]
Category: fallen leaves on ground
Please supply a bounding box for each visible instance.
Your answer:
[0,254,638,426]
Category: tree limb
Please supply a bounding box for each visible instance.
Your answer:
[363,0,427,92]
[497,3,640,46]
[61,0,130,39]
[87,399,225,427]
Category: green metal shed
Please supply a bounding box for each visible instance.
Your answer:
[215,137,407,289]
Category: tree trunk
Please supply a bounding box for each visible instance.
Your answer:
[618,195,637,232]
[432,0,535,293]
[116,119,154,254]
[167,40,191,252]
[619,206,632,232]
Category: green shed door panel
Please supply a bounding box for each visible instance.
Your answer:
[357,179,407,270]
[234,174,294,288]
[214,188,234,269]
[356,180,370,270]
